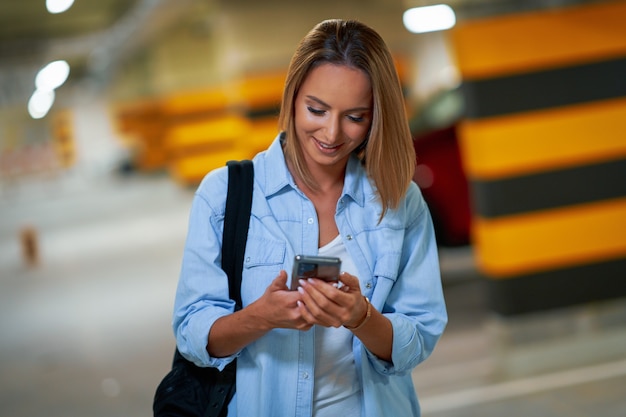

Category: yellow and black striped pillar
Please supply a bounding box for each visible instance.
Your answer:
[451,0,626,315]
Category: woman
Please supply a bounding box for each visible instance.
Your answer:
[173,19,447,416]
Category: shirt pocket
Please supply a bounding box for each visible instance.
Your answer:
[241,236,286,303]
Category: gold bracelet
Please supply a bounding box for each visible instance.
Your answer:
[344,296,371,331]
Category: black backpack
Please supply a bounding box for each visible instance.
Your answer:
[153,160,253,417]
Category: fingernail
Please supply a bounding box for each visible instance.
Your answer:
[299,279,306,287]
[297,286,305,294]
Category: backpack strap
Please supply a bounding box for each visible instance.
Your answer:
[222,160,254,311]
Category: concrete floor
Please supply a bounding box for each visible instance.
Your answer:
[1,171,625,417]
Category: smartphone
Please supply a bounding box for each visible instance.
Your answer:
[290,255,342,290]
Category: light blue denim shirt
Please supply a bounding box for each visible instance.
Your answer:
[173,135,447,417]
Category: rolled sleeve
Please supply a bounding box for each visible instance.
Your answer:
[363,184,447,376]
[172,168,239,369]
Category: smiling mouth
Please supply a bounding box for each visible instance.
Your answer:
[314,137,341,150]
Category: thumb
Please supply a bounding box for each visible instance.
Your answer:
[339,272,361,292]
[271,270,289,290]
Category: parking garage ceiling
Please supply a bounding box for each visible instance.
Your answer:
[0,0,202,106]
[0,0,611,106]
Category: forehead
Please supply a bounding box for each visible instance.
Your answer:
[298,63,372,108]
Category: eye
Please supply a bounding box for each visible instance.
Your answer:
[347,115,365,123]
[307,106,325,115]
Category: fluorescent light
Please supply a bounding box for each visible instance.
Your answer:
[29,60,70,119]
[46,0,75,14]
[403,4,456,34]
[28,89,56,119]
[35,60,70,91]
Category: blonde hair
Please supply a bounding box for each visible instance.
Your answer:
[279,19,415,219]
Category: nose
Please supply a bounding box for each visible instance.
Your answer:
[323,115,341,143]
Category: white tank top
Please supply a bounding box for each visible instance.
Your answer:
[313,235,362,417]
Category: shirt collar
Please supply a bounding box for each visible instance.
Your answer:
[262,133,295,197]
[343,155,367,207]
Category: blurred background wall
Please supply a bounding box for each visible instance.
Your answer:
[2,0,624,312]
[1,0,455,182]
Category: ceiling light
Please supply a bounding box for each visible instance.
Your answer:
[28,89,56,119]
[35,60,70,91]
[46,0,75,14]
[403,4,456,34]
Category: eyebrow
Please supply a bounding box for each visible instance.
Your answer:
[305,95,371,112]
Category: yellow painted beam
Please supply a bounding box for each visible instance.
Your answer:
[161,88,233,116]
[247,118,279,154]
[232,72,285,109]
[164,114,251,151]
[458,97,626,179]
[473,197,626,277]
[451,0,626,79]
[169,150,251,185]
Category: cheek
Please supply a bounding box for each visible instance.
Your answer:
[295,108,316,131]
[343,122,370,141]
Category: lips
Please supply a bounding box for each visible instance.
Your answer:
[314,137,341,151]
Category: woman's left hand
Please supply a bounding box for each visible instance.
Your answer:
[296,272,368,328]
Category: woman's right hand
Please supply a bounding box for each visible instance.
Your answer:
[208,270,311,357]
[248,270,314,331]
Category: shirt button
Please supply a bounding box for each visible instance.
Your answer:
[366,282,372,289]
[302,372,310,379]
[346,235,353,240]
[245,257,251,263]
[307,218,314,224]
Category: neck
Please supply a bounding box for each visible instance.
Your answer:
[296,161,345,195]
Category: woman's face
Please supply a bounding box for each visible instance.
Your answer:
[294,63,372,171]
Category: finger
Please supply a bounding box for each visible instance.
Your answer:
[299,280,343,327]
[306,276,367,326]
[333,281,350,292]
[309,278,350,301]
[296,300,315,324]
[295,300,325,329]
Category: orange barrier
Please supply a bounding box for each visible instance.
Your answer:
[113,71,285,184]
